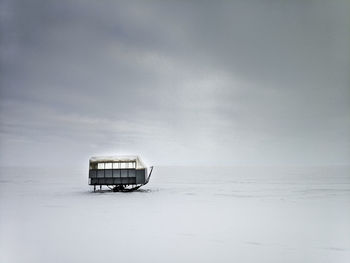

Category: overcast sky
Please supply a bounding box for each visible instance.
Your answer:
[0,0,349,167]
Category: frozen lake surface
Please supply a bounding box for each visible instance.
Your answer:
[1,166,350,263]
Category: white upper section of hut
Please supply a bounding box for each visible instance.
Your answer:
[89,156,146,169]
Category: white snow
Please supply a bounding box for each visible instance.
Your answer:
[1,166,349,263]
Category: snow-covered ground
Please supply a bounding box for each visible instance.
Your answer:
[1,166,349,263]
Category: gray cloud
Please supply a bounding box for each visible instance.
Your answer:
[1,0,349,166]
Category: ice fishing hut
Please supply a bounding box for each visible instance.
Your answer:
[89,156,153,192]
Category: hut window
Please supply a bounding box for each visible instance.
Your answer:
[97,163,104,169]
[112,162,119,169]
[105,163,112,169]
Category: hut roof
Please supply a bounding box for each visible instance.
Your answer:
[89,155,146,168]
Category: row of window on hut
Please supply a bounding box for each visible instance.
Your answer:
[90,162,137,170]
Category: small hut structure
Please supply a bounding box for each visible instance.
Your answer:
[89,156,153,192]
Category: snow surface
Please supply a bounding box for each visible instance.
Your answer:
[1,166,349,263]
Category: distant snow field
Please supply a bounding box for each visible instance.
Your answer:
[1,166,349,263]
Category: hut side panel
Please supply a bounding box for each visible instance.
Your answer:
[136,169,146,184]
[89,168,146,185]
